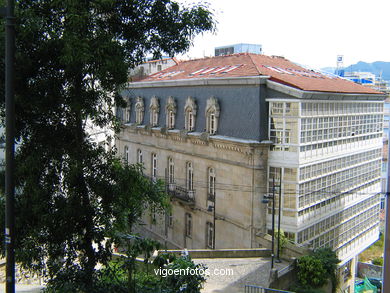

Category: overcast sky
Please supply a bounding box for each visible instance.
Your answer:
[177,0,390,69]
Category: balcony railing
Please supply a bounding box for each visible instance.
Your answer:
[167,183,195,204]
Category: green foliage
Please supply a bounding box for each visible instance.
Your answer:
[0,0,215,291]
[372,257,383,266]
[276,229,289,252]
[359,232,384,263]
[161,255,208,292]
[295,248,340,293]
[313,248,340,293]
[93,251,207,293]
[297,255,327,288]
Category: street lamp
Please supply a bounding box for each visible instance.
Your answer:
[262,177,276,269]
[263,172,283,268]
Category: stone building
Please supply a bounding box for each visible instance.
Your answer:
[116,53,385,291]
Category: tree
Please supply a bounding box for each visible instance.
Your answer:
[294,248,340,293]
[0,0,215,291]
[297,255,327,288]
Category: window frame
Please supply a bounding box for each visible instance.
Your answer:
[124,145,129,163]
[186,162,194,191]
[168,157,175,184]
[151,153,157,179]
[206,221,214,249]
[208,167,216,201]
[185,213,192,238]
[137,149,143,164]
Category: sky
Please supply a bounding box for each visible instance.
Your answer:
[177,0,390,70]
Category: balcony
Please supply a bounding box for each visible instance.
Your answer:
[167,183,195,205]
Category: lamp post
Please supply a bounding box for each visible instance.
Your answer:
[1,1,16,293]
[276,169,282,263]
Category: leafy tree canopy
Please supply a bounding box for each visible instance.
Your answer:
[0,0,215,290]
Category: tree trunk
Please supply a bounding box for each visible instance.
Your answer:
[74,73,96,290]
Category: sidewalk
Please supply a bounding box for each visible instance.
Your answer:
[0,284,44,293]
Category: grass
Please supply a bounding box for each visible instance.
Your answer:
[358,233,384,263]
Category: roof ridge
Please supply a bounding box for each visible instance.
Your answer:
[248,54,263,76]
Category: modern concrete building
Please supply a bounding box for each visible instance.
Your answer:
[116,53,385,292]
[214,43,262,56]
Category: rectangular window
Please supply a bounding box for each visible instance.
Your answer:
[186,162,194,191]
[209,113,216,134]
[124,146,129,163]
[137,149,143,164]
[168,157,174,184]
[185,213,192,237]
[168,211,173,228]
[152,153,157,179]
[208,168,216,200]
[271,102,283,114]
[206,222,214,249]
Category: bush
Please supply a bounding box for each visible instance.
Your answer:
[295,248,340,293]
[297,255,327,288]
[160,255,207,292]
[95,253,207,293]
[372,257,383,266]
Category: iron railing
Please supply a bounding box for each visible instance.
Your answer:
[244,285,295,293]
[167,183,195,204]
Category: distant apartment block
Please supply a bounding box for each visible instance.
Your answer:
[128,57,179,81]
[214,43,262,56]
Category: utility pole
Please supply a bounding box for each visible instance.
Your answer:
[271,177,276,269]
[213,196,216,250]
[383,142,390,293]
[276,169,282,263]
[2,0,16,292]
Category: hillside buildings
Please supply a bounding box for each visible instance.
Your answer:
[128,57,179,82]
[116,53,385,292]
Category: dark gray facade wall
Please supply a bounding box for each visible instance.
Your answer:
[122,85,266,141]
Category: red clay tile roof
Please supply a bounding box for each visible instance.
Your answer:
[138,53,383,94]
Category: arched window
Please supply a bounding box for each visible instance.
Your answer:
[168,157,174,184]
[166,96,176,129]
[186,162,194,191]
[208,167,216,201]
[135,97,144,124]
[151,153,157,179]
[205,96,220,135]
[150,96,159,127]
[124,145,129,163]
[184,96,197,131]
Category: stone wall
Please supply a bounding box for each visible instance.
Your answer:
[118,127,270,250]
[357,262,383,279]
